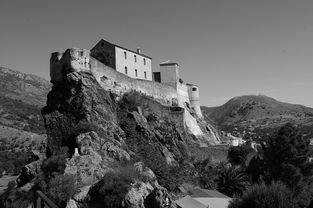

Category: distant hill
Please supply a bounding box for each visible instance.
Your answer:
[0,67,50,153]
[0,67,51,134]
[201,95,313,140]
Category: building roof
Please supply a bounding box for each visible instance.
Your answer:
[159,60,179,66]
[175,195,207,208]
[193,197,231,208]
[98,39,152,59]
[189,188,230,198]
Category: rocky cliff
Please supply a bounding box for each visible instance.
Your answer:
[1,50,221,208]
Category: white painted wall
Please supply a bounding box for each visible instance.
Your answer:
[115,47,152,81]
[177,83,190,107]
[187,84,203,118]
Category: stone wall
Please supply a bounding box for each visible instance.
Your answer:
[90,57,178,106]
[50,48,90,83]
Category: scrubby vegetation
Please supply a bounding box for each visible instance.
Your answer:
[228,182,296,208]
[0,151,31,176]
[88,165,144,208]
[34,147,78,208]
[0,96,45,133]
[195,123,313,208]
[117,91,192,192]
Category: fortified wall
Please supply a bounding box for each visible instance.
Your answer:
[50,48,219,143]
[50,48,178,106]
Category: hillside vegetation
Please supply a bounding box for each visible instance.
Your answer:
[202,95,313,140]
[0,67,49,176]
[0,67,50,135]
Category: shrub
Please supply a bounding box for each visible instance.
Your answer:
[216,166,249,197]
[47,174,77,208]
[88,168,137,208]
[228,182,296,208]
[0,187,35,208]
[42,147,69,178]
[228,145,251,166]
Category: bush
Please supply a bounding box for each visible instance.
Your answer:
[41,147,69,178]
[228,145,251,166]
[228,182,296,208]
[216,166,249,197]
[0,151,30,175]
[47,174,77,208]
[0,187,35,208]
[88,167,139,208]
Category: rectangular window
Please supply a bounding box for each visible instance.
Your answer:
[143,58,146,65]
[134,55,137,62]
[135,69,138,77]
[144,71,147,79]
[124,51,127,59]
[125,66,128,74]
[192,87,197,91]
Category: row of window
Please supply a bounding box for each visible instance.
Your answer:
[124,51,146,65]
[124,67,147,79]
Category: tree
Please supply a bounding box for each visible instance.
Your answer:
[216,166,249,197]
[228,145,251,166]
[263,123,313,190]
[88,168,136,208]
[47,174,77,208]
[228,182,296,208]
[246,123,313,207]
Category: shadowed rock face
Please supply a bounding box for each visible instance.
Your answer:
[36,68,225,208]
[42,71,118,156]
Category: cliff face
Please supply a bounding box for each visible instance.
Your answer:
[50,48,220,145]
[39,71,185,207]
[0,48,223,208]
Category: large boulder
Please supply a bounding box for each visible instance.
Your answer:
[144,187,175,208]
[42,71,118,156]
[134,162,158,186]
[64,150,109,185]
[121,181,154,208]
[17,160,43,187]
[76,131,130,161]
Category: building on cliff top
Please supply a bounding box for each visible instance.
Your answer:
[90,39,203,118]
[50,39,203,119]
[91,39,152,81]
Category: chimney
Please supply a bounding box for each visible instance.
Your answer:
[137,48,141,54]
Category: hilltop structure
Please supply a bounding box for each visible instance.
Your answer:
[50,39,218,143]
[91,39,152,81]
[89,39,203,118]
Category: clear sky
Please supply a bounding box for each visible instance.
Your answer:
[0,0,312,107]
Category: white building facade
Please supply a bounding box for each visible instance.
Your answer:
[91,39,152,81]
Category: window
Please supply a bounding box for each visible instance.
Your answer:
[80,51,84,56]
[192,87,197,91]
[125,66,128,74]
[134,55,137,62]
[143,58,146,65]
[153,72,161,82]
[135,69,138,77]
[144,71,147,79]
[124,51,127,59]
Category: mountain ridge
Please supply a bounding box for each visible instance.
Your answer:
[201,94,313,140]
[0,67,49,151]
